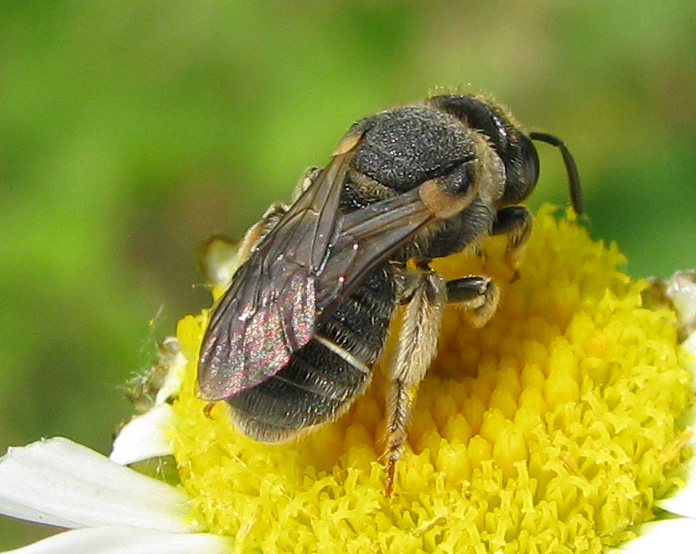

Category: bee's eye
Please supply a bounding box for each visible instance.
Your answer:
[498,133,540,206]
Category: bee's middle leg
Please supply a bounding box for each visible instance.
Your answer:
[446,275,500,328]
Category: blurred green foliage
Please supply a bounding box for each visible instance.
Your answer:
[1,1,695,549]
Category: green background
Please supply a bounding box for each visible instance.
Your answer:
[1,1,695,549]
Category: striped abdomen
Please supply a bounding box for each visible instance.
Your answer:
[226,263,397,442]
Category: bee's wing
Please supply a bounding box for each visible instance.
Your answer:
[316,186,439,314]
[197,151,353,401]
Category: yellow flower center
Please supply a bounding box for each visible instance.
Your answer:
[172,206,692,553]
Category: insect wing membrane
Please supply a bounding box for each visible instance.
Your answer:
[317,186,438,314]
[198,154,354,401]
[197,251,317,400]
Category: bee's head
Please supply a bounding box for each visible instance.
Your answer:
[345,95,580,218]
[427,94,582,214]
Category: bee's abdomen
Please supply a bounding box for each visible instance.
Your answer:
[227,265,396,442]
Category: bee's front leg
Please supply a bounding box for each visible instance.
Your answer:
[490,205,532,275]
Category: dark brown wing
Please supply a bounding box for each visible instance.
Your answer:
[199,146,472,401]
[197,151,353,401]
[316,186,439,314]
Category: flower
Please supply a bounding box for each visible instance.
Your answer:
[171,206,695,552]
[0,437,232,553]
[1,207,694,553]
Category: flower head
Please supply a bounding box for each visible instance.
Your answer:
[170,207,694,553]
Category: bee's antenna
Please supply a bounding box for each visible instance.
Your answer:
[530,132,583,215]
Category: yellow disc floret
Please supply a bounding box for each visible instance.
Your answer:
[172,206,692,553]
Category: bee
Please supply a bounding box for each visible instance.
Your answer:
[197,94,582,495]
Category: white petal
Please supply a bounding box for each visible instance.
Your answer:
[199,236,240,290]
[154,347,187,405]
[110,404,176,465]
[682,330,696,378]
[608,518,696,553]
[657,439,696,518]
[2,525,232,554]
[0,438,194,532]
[666,271,696,331]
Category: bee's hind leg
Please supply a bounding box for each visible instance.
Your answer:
[382,268,447,496]
[199,200,293,289]
[382,269,501,495]
[236,167,324,265]
[290,166,322,202]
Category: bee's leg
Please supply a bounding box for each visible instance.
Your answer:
[490,206,532,274]
[200,200,292,288]
[383,269,447,496]
[233,202,289,266]
[238,167,325,262]
[446,276,500,328]
[232,168,324,274]
[290,166,322,202]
